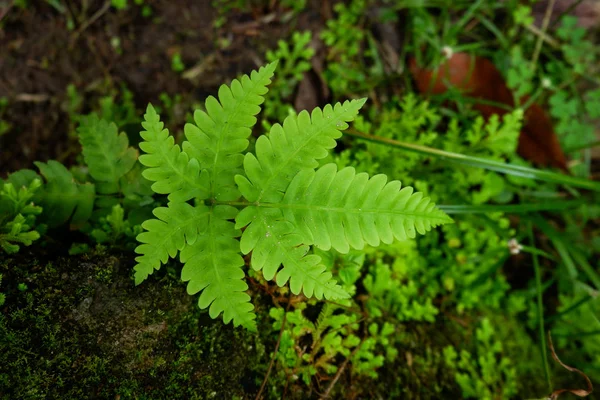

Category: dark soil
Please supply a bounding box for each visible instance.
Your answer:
[0,0,314,175]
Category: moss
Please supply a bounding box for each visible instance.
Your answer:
[0,247,269,399]
[0,244,551,399]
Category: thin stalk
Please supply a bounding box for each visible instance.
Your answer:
[530,0,557,71]
[520,245,558,262]
[565,139,600,153]
[545,294,596,323]
[450,0,486,36]
[438,200,585,214]
[344,129,600,192]
[528,222,552,392]
[532,215,600,290]
[551,329,600,338]
[476,15,508,49]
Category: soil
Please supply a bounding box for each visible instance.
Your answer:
[0,0,313,175]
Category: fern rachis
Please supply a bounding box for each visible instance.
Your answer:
[134,61,452,330]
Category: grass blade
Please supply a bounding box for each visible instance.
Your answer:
[528,222,552,392]
[344,129,600,192]
[438,200,586,214]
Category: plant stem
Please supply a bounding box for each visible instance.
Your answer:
[343,128,600,191]
[438,200,584,214]
[528,222,552,392]
[530,0,556,71]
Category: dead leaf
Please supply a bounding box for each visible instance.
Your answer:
[547,331,593,399]
[408,52,568,170]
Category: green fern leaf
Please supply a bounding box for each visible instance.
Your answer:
[236,99,366,203]
[235,206,348,300]
[34,160,95,228]
[139,104,210,202]
[77,114,137,193]
[179,205,256,330]
[134,202,210,284]
[183,61,277,201]
[0,214,40,254]
[282,163,453,253]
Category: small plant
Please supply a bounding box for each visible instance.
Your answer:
[444,318,518,399]
[0,112,154,254]
[171,52,185,73]
[263,31,315,125]
[133,62,452,331]
[0,97,10,137]
[0,274,5,306]
[0,175,42,254]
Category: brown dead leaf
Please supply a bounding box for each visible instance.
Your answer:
[408,52,568,170]
[547,331,593,399]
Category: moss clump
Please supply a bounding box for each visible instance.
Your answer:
[0,247,268,399]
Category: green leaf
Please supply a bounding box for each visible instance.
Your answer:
[180,206,256,331]
[34,160,95,228]
[139,104,210,202]
[236,206,348,300]
[134,202,210,284]
[344,129,600,192]
[0,214,40,254]
[183,61,277,201]
[77,114,137,190]
[236,99,366,203]
[280,164,452,253]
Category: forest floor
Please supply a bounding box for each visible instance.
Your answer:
[1,1,599,399]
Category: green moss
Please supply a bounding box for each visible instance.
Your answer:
[0,247,268,399]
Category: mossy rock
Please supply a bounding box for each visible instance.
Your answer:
[0,247,268,399]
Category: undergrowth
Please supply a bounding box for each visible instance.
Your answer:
[1,0,599,399]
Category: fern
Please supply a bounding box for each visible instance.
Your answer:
[0,173,42,254]
[77,114,138,194]
[135,62,452,331]
[34,161,96,228]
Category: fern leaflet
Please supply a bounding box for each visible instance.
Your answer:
[236,99,365,203]
[139,105,210,202]
[179,205,256,330]
[183,61,277,201]
[77,114,137,193]
[134,202,210,284]
[280,163,453,253]
[34,160,95,228]
[236,206,348,300]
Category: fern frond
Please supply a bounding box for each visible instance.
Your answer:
[134,202,210,284]
[281,163,453,253]
[179,205,256,331]
[236,206,348,300]
[236,99,366,203]
[77,114,137,192]
[182,62,277,201]
[34,161,95,228]
[139,105,210,202]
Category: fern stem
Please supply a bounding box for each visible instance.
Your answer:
[343,129,600,192]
